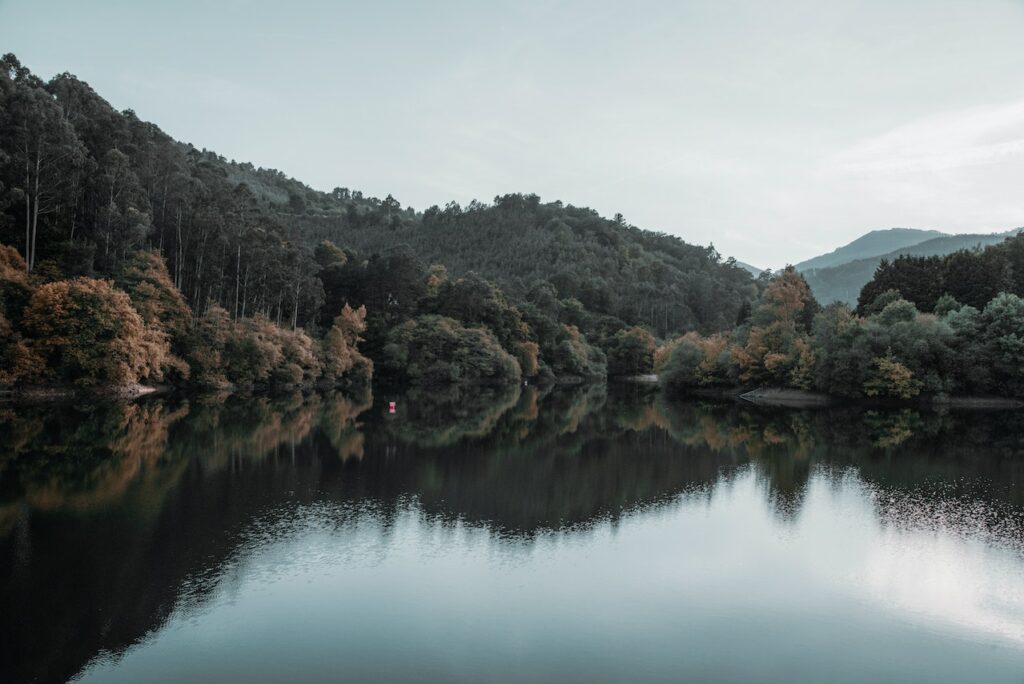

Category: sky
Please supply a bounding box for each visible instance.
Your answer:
[2,0,1024,268]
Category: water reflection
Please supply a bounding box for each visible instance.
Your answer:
[1,386,1023,683]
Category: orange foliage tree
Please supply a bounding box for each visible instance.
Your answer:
[21,278,172,386]
[322,304,373,385]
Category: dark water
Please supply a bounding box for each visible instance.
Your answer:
[2,385,1024,683]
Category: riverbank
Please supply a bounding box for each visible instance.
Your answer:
[7,377,1024,412]
[5,383,167,402]
[668,385,1024,410]
[1,379,364,403]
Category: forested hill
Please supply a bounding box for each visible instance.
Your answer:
[801,229,1021,305]
[303,198,756,337]
[794,228,946,272]
[0,53,756,353]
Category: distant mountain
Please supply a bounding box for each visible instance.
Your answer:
[795,228,947,272]
[801,229,1023,304]
[735,261,764,277]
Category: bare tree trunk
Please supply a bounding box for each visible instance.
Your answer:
[233,243,241,319]
[174,205,183,289]
[30,150,41,272]
[24,158,31,272]
[69,179,79,243]
[240,265,250,319]
[194,230,207,305]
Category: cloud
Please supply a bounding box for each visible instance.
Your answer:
[834,98,1024,174]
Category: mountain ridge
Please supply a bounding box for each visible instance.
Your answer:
[800,228,1023,304]
[794,228,948,272]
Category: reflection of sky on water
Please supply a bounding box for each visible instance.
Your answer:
[4,387,1024,682]
[75,466,1024,684]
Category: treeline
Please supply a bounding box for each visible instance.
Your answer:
[857,233,1024,313]
[313,241,608,383]
[0,245,371,390]
[0,53,348,329]
[0,53,757,387]
[319,194,757,339]
[658,266,1024,399]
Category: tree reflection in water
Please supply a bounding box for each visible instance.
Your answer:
[1,385,1023,682]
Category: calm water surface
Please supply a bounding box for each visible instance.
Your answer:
[2,385,1024,683]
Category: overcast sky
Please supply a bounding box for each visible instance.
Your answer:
[2,0,1024,267]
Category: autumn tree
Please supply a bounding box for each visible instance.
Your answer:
[116,250,192,345]
[21,277,171,386]
[863,353,922,399]
[0,243,32,321]
[659,332,732,391]
[732,267,818,387]
[322,304,373,385]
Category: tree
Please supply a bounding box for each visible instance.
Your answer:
[873,298,917,326]
[381,315,522,384]
[606,326,656,376]
[861,288,903,316]
[858,256,944,313]
[733,267,818,386]
[0,243,32,321]
[425,272,535,373]
[116,250,192,344]
[977,293,1024,396]
[933,293,961,317]
[0,55,86,271]
[550,324,607,379]
[863,353,922,399]
[184,304,231,387]
[810,303,872,397]
[659,332,732,392]
[21,277,169,386]
[322,304,373,385]
[0,310,39,385]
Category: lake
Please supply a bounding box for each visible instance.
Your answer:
[2,384,1023,683]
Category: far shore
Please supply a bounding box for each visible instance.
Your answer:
[692,386,1024,410]
[5,379,1024,411]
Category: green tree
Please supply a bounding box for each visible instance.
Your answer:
[607,326,656,376]
[0,54,87,272]
[977,293,1024,396]
[382,315,522,385]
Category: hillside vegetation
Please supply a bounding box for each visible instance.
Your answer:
[801,229,1020,304]
[0,53,757,388]
[660,233,1024,401]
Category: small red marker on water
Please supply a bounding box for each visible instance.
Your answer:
[388,401,396,414]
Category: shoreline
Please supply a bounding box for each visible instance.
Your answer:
[672,385,1024,410]
[6,379,1024,411]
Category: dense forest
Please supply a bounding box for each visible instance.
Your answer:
[0,54,758,391]
[659,235,1024,400]
[799,228,1020,305]
[856,233,1024,313]
[5,52,1023,400]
